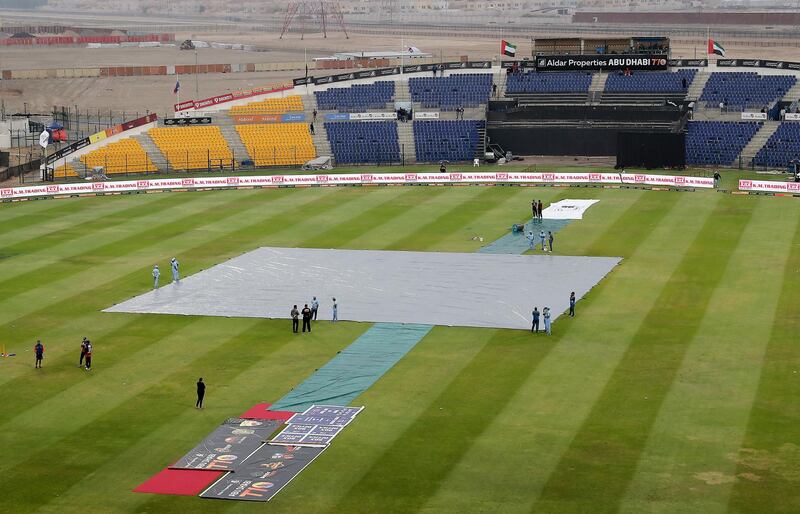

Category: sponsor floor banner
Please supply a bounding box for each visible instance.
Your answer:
[200,445,324,502]
[170,418,281,471]
[739,179,800,194]
[0,172,714,201]
[269,405,364,447]
[741,112,767,120]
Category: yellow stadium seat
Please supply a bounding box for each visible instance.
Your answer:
[78,138,156,174]
[148,126,232,170]
[229,95,304,116]
[235,123,315,166]
[54,163,78,178]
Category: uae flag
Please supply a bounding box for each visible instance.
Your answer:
[501,40,517,57]
[708,39,726,57]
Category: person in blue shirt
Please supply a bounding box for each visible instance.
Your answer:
[311,297,319,320]
[171,258,180,283]
[332,298,338,322]
[539,230,546,251]
[543,307,551,335]
[152,265,160,289]
[569,292,576,317]
[531,307,540,333]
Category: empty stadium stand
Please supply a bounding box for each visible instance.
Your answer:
[506,71,593,94]
[235,123,315,166]
[78,138,156,174]
[604,69,696,92]
[685,121,762,166]
[229,95,304,116]
[325,121,400,164]
[700,72,797,110]
[409,74,492,110]
[753,122,800,168]
[149,126,233,170]
[413,120,484,162]
[54,162,77,178]
[315,82,395,111]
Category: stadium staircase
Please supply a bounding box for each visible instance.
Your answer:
[475,123,487,160]
[396,82,416,162]
[396,121,417,164]
[215,119,252,166]
[736,121,781,166]
[133,133,169,172]
[783,80,800,103]
[687,71,711,101]
[304,96,332,158]
[587,72,607,104]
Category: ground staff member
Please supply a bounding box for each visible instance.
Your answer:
[291,305,300,333]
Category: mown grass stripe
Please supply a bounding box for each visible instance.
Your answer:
[0,188,349,385]
[0,196,117,237]
[307,186,449,248]
[619,199,796,513]
[0,316,232,475]
[333,328,560,513]
[533,196,755,512]
[417,191,692,513]
[0,319,276,510]
[0,191,198,259]
[0,189,268,307]
[46,319,370,514]
[727,206,800,514]
[0,189,385,471]
[384,186,520,251]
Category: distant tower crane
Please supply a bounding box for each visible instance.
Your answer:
[280,1,349,39]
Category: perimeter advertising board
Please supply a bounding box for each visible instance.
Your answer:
[1,172,716,201]
[535,54,669,71]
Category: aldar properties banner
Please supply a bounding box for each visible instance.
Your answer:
[535,54,669,72]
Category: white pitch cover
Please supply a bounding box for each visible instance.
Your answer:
[541,199,600,220]
[105,247,621,331]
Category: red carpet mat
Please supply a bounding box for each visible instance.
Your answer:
[134,468,224,496]
[240,403,295,421]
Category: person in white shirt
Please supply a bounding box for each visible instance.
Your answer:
[152,265,160,289]
[171,258,180,283]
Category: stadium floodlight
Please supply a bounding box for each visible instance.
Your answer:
[280,1,349,40]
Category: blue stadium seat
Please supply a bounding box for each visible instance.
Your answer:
[685,121,762,166]
[413,120,484,162]
[409,74,492,110]
[604,69,696,93]
[325,121,400,164]
[315,82,396,112]
[700,72,796,110]
[506,71,593,93]
[754,122,800,168]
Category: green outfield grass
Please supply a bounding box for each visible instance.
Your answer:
[0,183,797,513]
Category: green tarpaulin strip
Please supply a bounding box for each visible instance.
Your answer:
[271,323,433,412]
[477,219,571,255]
